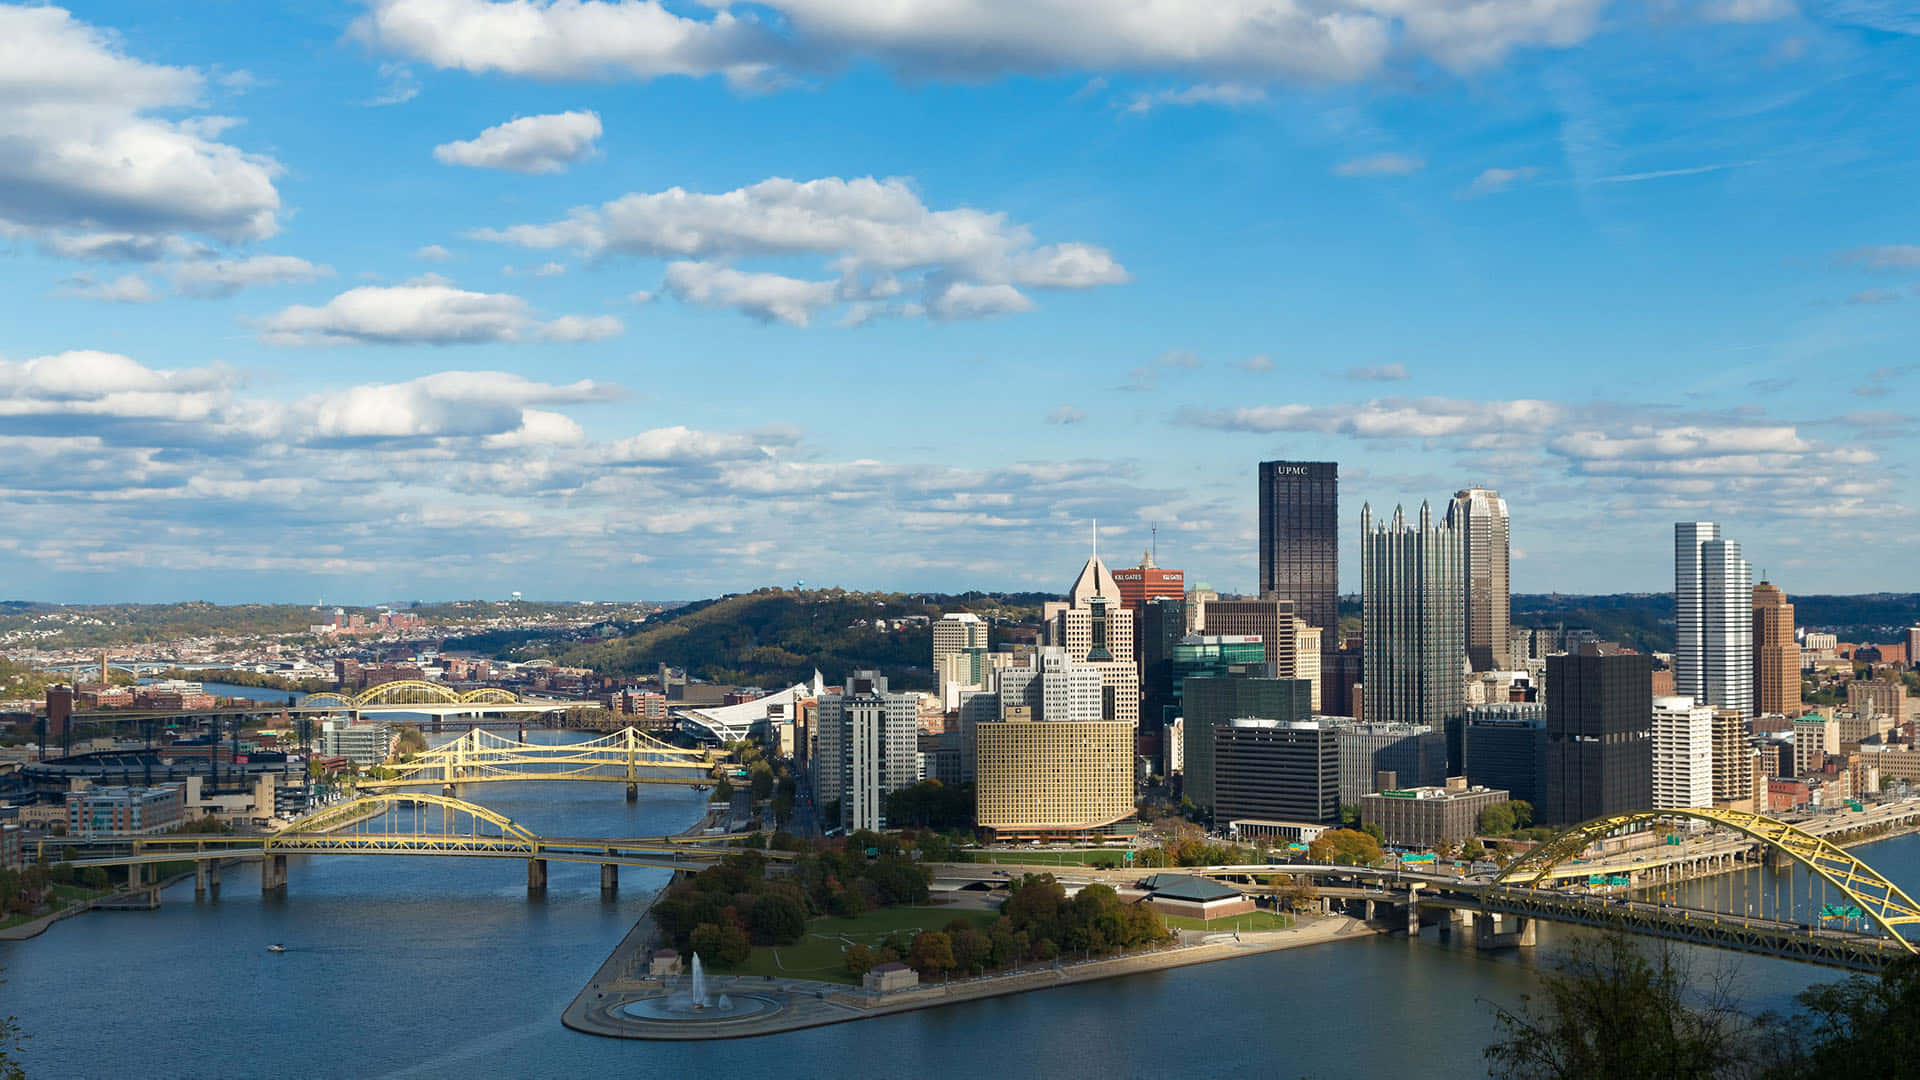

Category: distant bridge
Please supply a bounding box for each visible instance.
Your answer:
[357,726,717,796]
[295,680,597,719]
[935,807,1920,972]
[49,792,779,898]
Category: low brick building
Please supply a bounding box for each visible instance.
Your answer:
[1137,874,1255,920]
[1360,778,1509,849]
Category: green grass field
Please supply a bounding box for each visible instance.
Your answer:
[717,906,999,985]
[1160,910,1294,932]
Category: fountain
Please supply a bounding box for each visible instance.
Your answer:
[616,952,780,1024]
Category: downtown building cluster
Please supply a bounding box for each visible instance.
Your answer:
[787,460,1919,847]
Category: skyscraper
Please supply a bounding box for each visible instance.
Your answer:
[1675,523,1754,718]
[1544,651,1653,824]
[1360,502,1466,753]
[1258,460,1338,699]
[1113,549,1184,611]
[932,612,988,705]
[812,671,919,831]
[1446,487,1511,672]
[1752,581,1802,718]
[1042,539,1139,729]
[1651,696,1714,810]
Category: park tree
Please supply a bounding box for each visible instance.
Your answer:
[908,931,955,977]
[1782,955,1920,1075]
[1508,800,1534,829]
[1480,802,1518,837]
[748,891,808,946]
[1340,803,1360,826]
[843,944,876,978]
[1308,829,1383,866]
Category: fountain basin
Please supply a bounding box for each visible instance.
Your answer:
[618,993,781,1023]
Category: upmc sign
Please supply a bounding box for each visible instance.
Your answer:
[1272,465,1310,476]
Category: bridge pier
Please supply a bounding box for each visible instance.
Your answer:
[262,853,288,896]
[194,861,209,897]
[1474,912,1537,951]
[127,863,144,889]
[528,858,548,895]
[1363,899,1376,922]
[1406,884,1423,937]
[626,783,638,803]
[601,863,618,898]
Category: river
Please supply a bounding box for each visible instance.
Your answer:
[5,730,1914,1079]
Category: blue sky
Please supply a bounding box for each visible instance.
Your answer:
[1,0,1916,605]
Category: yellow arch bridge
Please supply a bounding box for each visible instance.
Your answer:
[51,792,786,898]
[1191,807,1920,972]
[356,727,718,797]
[296,681,592,719]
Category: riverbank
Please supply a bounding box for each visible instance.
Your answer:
[0,865,207,942]
[564,914,1379,1041]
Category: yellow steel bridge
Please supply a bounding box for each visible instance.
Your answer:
[51,793,786,895]
[356,726,718,790]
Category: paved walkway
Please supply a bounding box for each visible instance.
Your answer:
[563,915,1378,1041]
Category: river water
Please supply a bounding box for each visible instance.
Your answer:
[6,729,1916,1079]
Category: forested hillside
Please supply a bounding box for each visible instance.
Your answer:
[553,589,1047,689]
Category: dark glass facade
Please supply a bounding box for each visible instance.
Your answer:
[1213,722,1341,825]
[1137,596,1187,733]
[1464,705,1548,809]
[1181,675,1314,817]
[1257,460,1339,642]
[1544,653,1653,825]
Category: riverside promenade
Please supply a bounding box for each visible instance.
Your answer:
[563,914,1379,1041]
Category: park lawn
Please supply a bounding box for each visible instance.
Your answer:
[1160,910,1294,932]
[964,849,1137,867]
[718,906,999,985]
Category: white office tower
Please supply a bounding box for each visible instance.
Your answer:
[1651,696,1714,809]
[1675,523,1755,718]
[1041,538,1139,728]
[1446,488,1512,672]
[1040,647,1105,723]
[932,612,989,707]
[812,670,918,832]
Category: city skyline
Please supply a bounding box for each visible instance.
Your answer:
[4,3,1919,604]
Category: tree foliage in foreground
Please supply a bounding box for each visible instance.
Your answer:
[1485,933,1920,1080]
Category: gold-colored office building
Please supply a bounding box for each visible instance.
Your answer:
[975,717,1136,842]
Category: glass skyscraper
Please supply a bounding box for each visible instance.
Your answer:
[1360,501,1466,741]
[1257,460,1338,641]
[1446,487,1511,672]
[1675,522,1754,719]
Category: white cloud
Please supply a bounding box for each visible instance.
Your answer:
[1344,363,1409,381]
[171,255,333,298]
[1847,288,1901,305]
[364,61,421,106]
[480,175,1120,325]
[929,282,1034,321]
[1332,153,1425,177]
[1046,406,1086,424]
[1699,0,1795,22]
[531,261,567,277]
[539,313,625,341]
[1125,84,1266,114]
[433,110,603,174]
[254,278,622,346]
[296,370,619,440]
[1236,354,1274,373]
[662,261,839,327]
[1461,166,1540,198]
[56,273,156,303]
[415,244,454,262]
[0,5,282,250]
[354,0,1611,89]
[1840,246,1920,269]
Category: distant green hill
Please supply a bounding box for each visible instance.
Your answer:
[552,588,1046,690]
